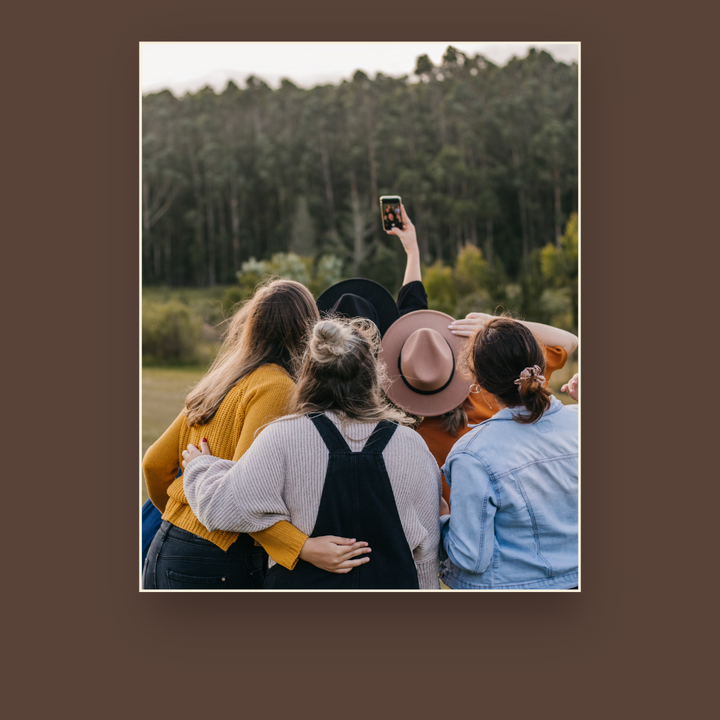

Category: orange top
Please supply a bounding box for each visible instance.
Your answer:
[416,345,568,502]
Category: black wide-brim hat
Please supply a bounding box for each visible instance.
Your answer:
[316,278,400,338]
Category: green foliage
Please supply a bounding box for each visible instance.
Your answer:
[223,252,345,309]
[361,243,401,295]
[142,301,203,364]
[540,288,574,332]
[310,254,344,295]
[540,213,578,330]
[541,213,578,281]
[142,48,577,288]
[266,252,312,285]
[220,285,247,313]
[483,260,509,311]
[142,285,228,327]
[519,252,549,324]
[290,195,316,256]
[231,252,311,303]
[455,243,488,296]
[424,261,457,315]
[454,291,494,319]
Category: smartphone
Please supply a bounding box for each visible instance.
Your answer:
[379,195,403,231]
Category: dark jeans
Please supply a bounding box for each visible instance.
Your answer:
[143,520,267,589]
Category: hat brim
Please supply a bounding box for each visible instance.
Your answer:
[316,278,400,338]
[379,310,472,417]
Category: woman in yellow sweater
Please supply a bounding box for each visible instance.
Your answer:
[143,278,364,589]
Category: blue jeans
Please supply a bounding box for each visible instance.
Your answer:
[141,500,163,569]
[143,521,267,589]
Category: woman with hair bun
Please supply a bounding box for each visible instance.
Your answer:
[182,317,442,589]
[439,316,578,590]
[143,278,330,589]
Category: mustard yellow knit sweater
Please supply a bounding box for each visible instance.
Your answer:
[142,364,307,569]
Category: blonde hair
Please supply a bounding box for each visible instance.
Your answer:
[184,278,319,427]
[287,317,413,429]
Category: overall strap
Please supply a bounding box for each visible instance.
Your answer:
[307,414,399,454]
[307,413,352,453]
[360,420,398,455]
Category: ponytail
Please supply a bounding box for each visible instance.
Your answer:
[463,317,552,424]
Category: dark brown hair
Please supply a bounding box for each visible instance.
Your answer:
[184,278,319,426]
[463,316,552,424]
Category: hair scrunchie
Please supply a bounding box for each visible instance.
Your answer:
[514,365,545,386]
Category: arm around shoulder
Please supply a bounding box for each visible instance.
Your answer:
[185,418,295,534]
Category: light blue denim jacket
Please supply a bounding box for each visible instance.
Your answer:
[440,396,578,590]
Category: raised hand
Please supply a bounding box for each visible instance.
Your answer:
[561,373,579,402]
[448,312,493,338]
[386,204,418,255]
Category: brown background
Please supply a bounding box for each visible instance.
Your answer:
[5,0,714,716]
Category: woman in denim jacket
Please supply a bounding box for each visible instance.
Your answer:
[440,316,578,590]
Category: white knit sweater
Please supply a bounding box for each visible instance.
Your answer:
[183,411,441,589]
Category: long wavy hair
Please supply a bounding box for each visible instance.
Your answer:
[184,278,319,427]
[462,315,552,424]
[287,317,413,430]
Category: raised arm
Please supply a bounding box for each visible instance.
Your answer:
[386,204,422,286]
[518,319,578,356]
[450,312,578,356]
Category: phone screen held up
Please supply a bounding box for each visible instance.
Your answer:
[379,195,403,231]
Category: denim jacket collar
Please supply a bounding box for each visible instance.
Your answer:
[468,394,564,428]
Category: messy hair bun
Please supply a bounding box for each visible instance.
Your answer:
[289,317,412,426]
[464,316,552,424]
[310,320,353,363]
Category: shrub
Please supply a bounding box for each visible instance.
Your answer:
[540,288,574,333]
[424,261,457,315]
[454,244,487,297]
[221,285,247,315]
[361,243,401,295]
[310,254,344,296]
[142,301,203,364]
[541,213,578,331]
[454,291,494,320]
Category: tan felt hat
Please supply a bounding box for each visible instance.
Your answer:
[379,309,472,417]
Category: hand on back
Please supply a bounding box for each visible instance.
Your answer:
[299,536,372,574]
[182,438,212,468]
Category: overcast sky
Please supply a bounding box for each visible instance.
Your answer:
[141,42,579,96]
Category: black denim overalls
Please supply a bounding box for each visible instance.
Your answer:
[264,413,419,589]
